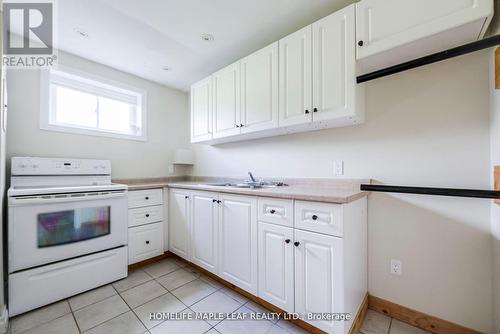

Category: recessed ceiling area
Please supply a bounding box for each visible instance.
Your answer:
[57,0,355,91]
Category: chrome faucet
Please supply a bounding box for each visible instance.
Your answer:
[248,172,257,183]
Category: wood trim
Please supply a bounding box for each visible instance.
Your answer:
[349,293,368,334]
[368,295,483,334]
[495,166,500,205]
[127,251,173,271]
[495,47,500,89]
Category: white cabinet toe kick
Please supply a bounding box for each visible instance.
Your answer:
[168,189,367,334]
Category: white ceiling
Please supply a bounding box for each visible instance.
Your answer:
[57,0,354,91]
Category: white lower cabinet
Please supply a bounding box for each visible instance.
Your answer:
[168,188,367,334]
[294,229,344,334]
[169,189,190,260]
[128,223,164,264]
[258,222,294,312]
[190,191,218,274]
[218,194,258,295]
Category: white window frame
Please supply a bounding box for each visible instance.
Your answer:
[40,65,148,141]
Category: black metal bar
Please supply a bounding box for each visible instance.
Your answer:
[357,34,500,84]
[360,184,500,199]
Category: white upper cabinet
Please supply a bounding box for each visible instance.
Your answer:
[312,4,359,124]
[279,26,313,128]
[190,76,212,143]
[240,42,279,134]
[190,191,219,274]
[212,62,241,138]
[356,0,493,72]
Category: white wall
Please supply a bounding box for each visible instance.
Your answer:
[192,51,493,332]
[490,49,500,334]
[6,51,190,179]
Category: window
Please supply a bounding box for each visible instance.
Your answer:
[40,67,147,141]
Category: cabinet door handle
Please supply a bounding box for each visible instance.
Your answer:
[145,214,150,218]
[313,108,318,113]
[358,40,364,47]
[145,196,149,200]
[270,209,276,214]
[240,124,244,127]
[185,195,189,199]
[305,110,310,114]
[236,124,240,128]
[285,239,291,244]
[294,241,300,247]
[312,215,318,221]
[217,200,222,204]
[212,199,218,203]
[146,240,150,245]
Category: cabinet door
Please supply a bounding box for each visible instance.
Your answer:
[168,189,190,260]
[240,42,279,134]
[258,222,294,313]
[356,0,492,61]
[190,191,218,274]
[279,26,313,127]
[213,62,241,138]
[191,76,212,143]
[218,194,258,294]
[128,222,164,265]
[295,229,344,334]
[312,5,356,122]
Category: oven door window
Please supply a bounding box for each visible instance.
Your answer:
[37,206,111,247]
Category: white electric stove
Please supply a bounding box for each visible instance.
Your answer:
[8,157,129,316]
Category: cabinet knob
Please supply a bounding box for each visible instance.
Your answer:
[213,199,217,203]
[305,110,310,114]
[285,239,291,244]
[294,241,300,247]
[236,124,240,128]
[358,40,364,47]
[145,196,149,200]
[217,200,222,204]
[312,215,318,220]
[270,209,276,214]
[313,108,318,113]
[146,240,150,245]
[145,214,150,218]
[240,124,244,127]
[185,195,189,199]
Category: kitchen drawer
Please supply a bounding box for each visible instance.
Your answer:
[295,201,342,237]
[128,205,164,227]
[128,189,163,208]
[258,198,293,227]
[128,222,164,264]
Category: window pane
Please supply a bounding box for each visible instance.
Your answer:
[98,96,138,135]
[37,206,111,247]
[54,85,97,128]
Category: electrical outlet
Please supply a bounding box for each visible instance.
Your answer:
[334,160,344,176]
[390,259,402,276]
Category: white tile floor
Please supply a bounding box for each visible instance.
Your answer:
[8,257,430,334]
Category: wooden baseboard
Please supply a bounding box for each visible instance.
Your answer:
[349,293,368,334]
[368,295,483,334]
[127,251,173,271]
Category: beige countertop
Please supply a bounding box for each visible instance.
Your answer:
[115,177,369,204]
[166,182,368,204]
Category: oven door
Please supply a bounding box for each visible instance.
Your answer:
[8,190,127,273]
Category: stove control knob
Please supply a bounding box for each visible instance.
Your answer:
[18,163,26,169]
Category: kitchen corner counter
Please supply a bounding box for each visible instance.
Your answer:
[167,181,369,204]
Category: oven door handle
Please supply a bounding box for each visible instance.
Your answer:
[9,191,127,206]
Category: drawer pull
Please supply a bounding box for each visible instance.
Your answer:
[312,215,318,220]
[145,214,150,218]
[213,199,217,203]
[145,240,150,244]
[294,241,300,247]
[145,196,149,200]
[270,209,276,214]
[285,239,291,244]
